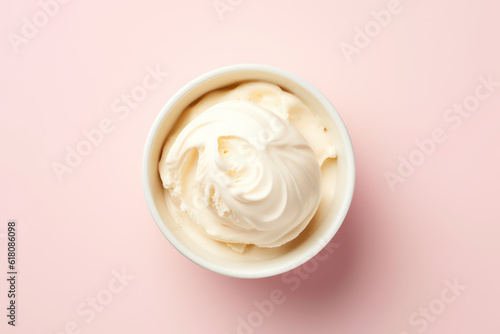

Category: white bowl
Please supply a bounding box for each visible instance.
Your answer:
[142,64,355,278]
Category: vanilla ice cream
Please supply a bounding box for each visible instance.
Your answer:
[159,81,337,251]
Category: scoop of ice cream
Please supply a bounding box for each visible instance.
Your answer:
[159,100,322,247]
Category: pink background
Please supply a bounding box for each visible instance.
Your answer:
[1,0,499,333]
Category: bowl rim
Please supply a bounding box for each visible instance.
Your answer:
[142,64,355,279]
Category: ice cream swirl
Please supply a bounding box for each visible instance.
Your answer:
[159,100,322,248]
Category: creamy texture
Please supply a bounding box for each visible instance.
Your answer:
[159,82,337,250]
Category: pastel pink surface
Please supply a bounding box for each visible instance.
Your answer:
[1,0,499,333]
